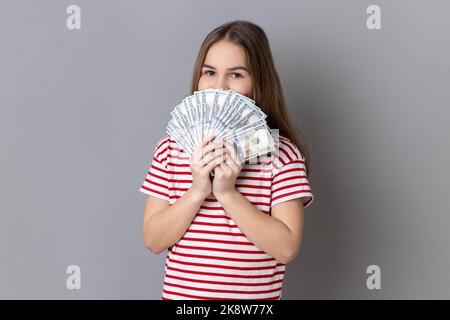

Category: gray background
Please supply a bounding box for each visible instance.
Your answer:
[1,0,449,299]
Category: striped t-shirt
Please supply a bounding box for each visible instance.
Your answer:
[139,131,314,300]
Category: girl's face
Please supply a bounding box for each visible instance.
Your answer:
[198,40,253,99]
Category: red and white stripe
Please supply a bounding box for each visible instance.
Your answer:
[139,133,314,300]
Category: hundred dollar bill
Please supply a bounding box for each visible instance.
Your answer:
[233,124,275,162]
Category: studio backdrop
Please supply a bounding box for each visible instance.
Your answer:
[1,0,449,299]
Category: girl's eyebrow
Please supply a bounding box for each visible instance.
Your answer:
[202,64,248,72]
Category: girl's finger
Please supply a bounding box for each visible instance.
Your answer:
[225,154,237,167]
[220,161,230,170]
[202,135,216,146]
[198,141,222,159]
[223,141,236,155]
[204,153,227,172]
[195,135,216,153]
[225,153,242,174]
[193,137,219,162]
[219,161,233,175]
[223,142,240,166]
[213,163,223,175]
[201,147,227,166]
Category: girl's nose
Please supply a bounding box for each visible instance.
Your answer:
[215,77,228,90]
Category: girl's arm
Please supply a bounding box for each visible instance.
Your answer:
[142,135,227,254]
[142,190,207,254]
[212,141,305,264]
[215,191,305,264]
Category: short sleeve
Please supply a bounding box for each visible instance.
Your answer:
[138,135,170,201]
[271,140,315,209]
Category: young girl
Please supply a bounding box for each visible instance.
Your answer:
[139,20,314,300]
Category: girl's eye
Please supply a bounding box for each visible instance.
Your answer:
[231,73,242,79]
[204,70,214,76]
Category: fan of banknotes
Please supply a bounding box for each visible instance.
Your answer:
[167,88,275,163]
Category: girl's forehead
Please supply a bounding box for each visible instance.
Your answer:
[205,41,248,66]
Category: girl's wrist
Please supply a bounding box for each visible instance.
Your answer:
[214,189,239,203]
[187,188,209,203]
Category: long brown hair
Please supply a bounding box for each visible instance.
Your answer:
[190,20,313,177]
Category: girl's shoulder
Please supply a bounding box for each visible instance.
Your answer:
[155,134,170,150]
[269,130,305,163]
[267,130,309,179]
[152,134,171,162]
[153,134,190,164]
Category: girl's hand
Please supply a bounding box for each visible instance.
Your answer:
[189,135,227,200]
[212,141,242,199]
